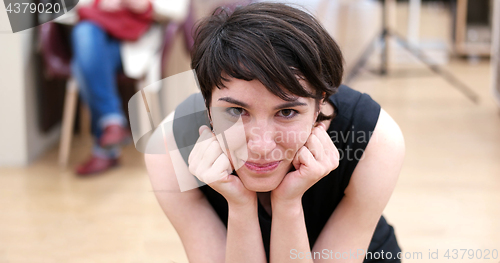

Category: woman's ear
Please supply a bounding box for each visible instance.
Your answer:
[319,98,326,110]
[316,94,327,117]
[314,95,335,128]
[313,104,322,127]
[318,92,326,112]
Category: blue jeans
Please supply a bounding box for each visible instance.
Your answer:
[71,21,126,158]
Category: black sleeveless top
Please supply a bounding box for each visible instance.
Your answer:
[172,85,401,262]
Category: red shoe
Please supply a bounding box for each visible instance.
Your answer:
[99,124,131,149]
[76,155,119,176]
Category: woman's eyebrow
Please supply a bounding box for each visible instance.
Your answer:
[218,97,249,108]
[273,101,308,110]
[218,97,308,110]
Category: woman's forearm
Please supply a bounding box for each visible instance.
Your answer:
[270,198,313,263]
[226,199,267,263]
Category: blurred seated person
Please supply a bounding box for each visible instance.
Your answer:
[70,0,189,175]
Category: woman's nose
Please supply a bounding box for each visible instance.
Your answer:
[247,124,277,158]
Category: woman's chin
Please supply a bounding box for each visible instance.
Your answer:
[245,183,278,192]
[237,172,285,192]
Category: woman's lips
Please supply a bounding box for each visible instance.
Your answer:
[244,161,281,173]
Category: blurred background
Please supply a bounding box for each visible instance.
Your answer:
[0,0,499,262]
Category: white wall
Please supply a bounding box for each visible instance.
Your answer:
[0,6,60,166]
[0,32,28,166]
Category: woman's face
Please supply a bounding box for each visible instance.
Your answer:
[210,78,319,192]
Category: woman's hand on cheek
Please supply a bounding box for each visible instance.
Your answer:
[189,125,256,207]
[271,123,340,204]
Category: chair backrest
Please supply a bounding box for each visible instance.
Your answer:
[160,1,196,76]
[182,3,196,54]
[39,22,73,79]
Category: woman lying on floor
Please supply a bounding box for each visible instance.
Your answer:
[145,2,405,262]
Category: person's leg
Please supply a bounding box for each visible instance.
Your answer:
[71,21,126,139]
[71,21,127,175]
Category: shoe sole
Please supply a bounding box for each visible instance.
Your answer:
[100,135,133,150]
[76,161,120,176]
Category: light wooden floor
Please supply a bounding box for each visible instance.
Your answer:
[1,1,499,263]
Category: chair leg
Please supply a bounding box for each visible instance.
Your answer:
[135,79,158,136]
[79,102,91,139]
[59,78,78,168]
[142,56,163,127]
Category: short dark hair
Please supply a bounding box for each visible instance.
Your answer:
[191,2,344,121]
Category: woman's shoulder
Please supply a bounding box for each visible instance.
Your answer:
[328,85,381,131]
[325,85,382,187]
[327,85,381,148]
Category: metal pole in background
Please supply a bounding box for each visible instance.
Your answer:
[407,0,422,46]
[491,0,500,107]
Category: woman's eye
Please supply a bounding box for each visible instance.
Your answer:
[277,109,297,118]
[227,107,246,117]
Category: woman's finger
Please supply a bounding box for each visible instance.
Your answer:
[197,140,223,174]
[206,153,232,184]
[292,146,302,170]
[312,125,339,161]
[305,133,324,161]
[188,126,215,165]
[312,125,331,147]
[295,146,315,170]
